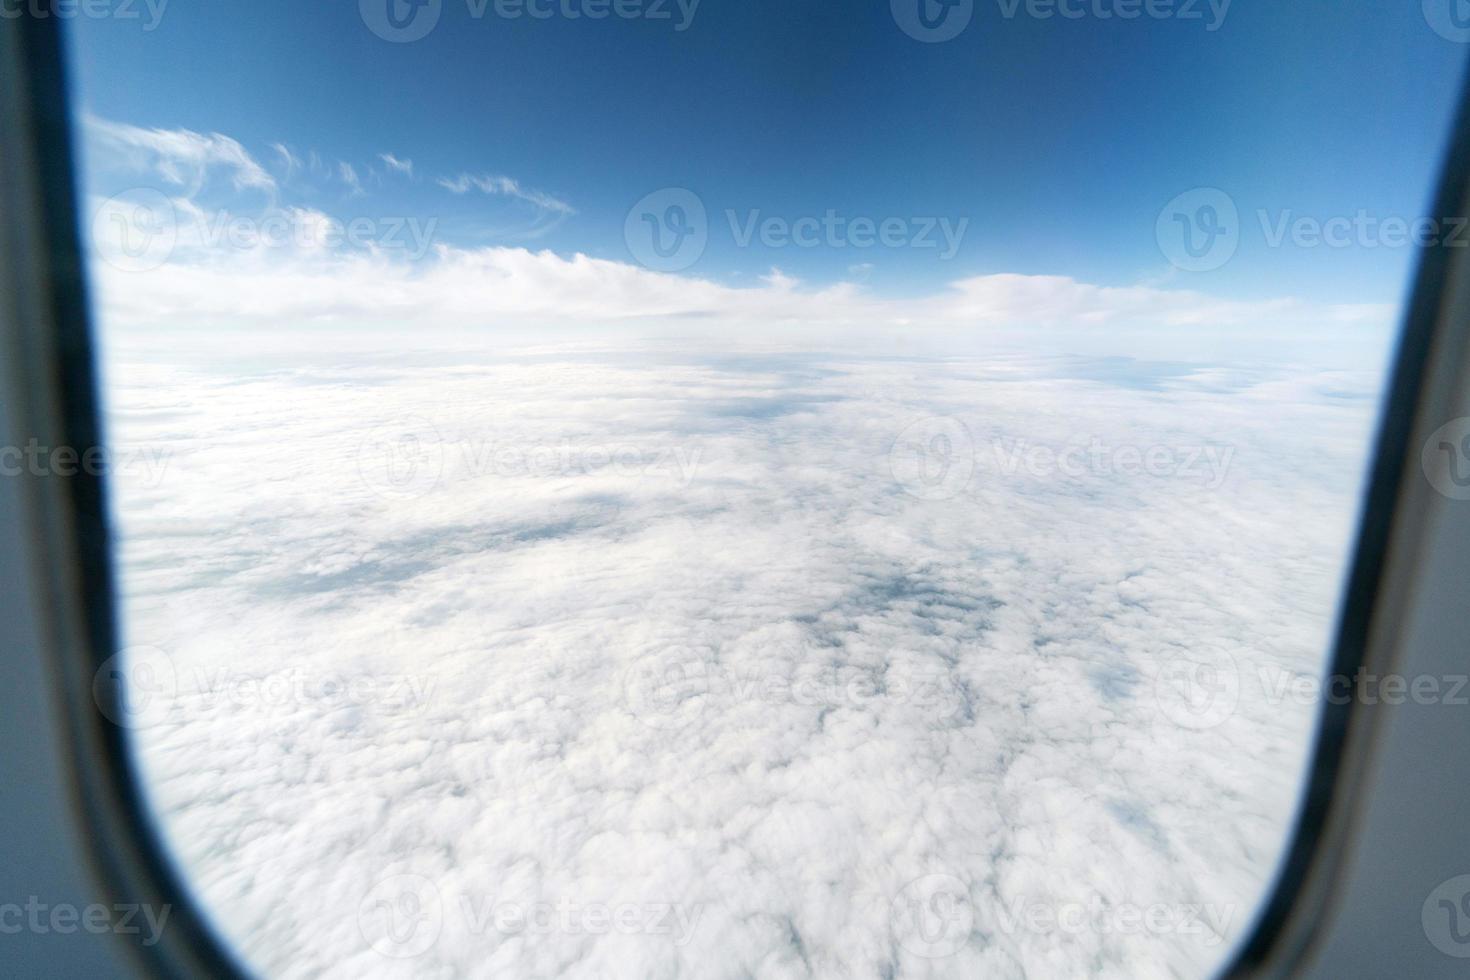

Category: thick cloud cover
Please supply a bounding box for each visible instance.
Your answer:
[99,337,1378,979]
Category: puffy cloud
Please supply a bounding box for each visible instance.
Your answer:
[102,339,1375,980]
[79,114,1390,363]
[88,241,1394,377]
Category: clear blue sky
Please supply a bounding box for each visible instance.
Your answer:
[67,0,1466,306]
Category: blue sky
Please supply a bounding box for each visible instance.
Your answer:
[68,0,1465,310]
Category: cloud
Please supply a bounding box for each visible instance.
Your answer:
[80,115,1392,364]
[436,172,576,216]
[339,161,365,196]
[91,239,1391,356]
[379,153,415,178]
[80,110,1392,980]
[270,143,302,180]
[102,341,1374,979]
[85,114,276,195]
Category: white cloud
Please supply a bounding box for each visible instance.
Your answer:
[437,172,576,215]
[80,115,1392,365]
[379,153,415,178]
[86,114,276,194]
[90,240,1391,363]
[80,110,1393,980]
[339,161,365,196]
[270,143,302,180]
[101,340,1374,979]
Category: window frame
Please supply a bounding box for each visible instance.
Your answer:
[1,9,1466,977]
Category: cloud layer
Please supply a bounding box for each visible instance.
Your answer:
[101,340,1377,979]
[79,114,1392,362]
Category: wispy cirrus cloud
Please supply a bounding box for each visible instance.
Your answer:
[270,142,302,180]
[338,161,365,197]
[437,172,576,216]
[379,153,415,178]
[86,114,276,195]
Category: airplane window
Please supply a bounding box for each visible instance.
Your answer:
[64,2,1465,977]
